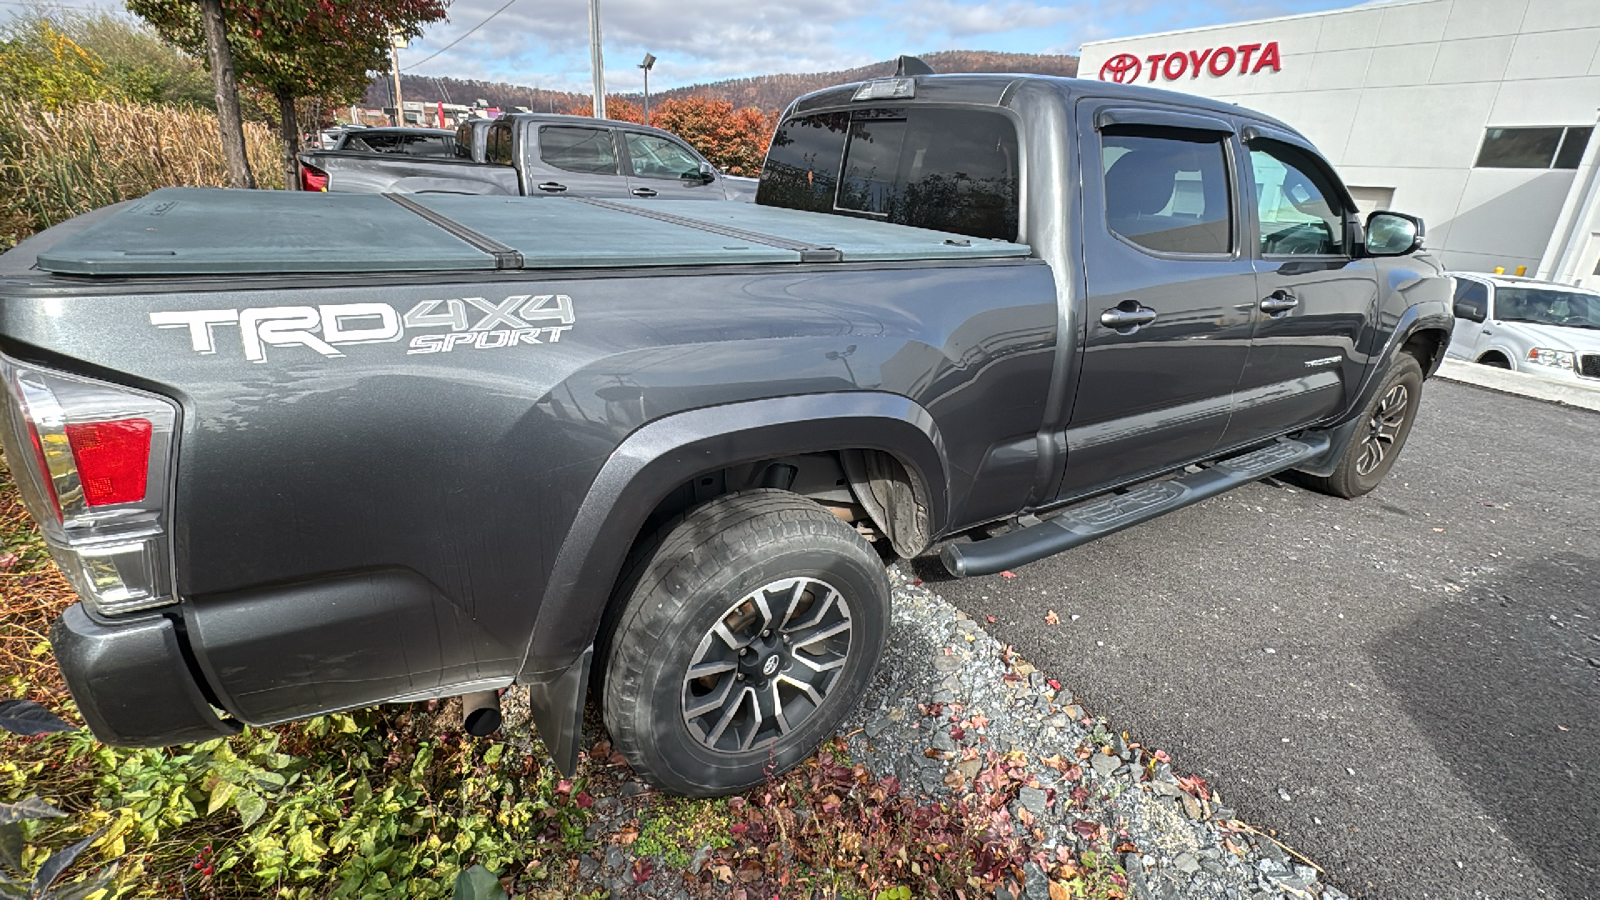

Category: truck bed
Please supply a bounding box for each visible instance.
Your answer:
[33,188,1031,277]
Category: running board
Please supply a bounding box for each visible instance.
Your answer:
[940,434,1333,577]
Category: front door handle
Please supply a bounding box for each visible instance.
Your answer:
[537,182,568,193]
[631,187,659,198]
[1260,292,1299,314]
[1100,307,1158,330]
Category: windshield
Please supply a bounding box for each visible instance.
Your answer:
[1495,287,1600,329]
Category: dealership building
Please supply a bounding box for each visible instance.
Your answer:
[1078,0,1600,286]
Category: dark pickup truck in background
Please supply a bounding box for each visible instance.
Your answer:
[298,112,757,201]
[0,73,1452,797]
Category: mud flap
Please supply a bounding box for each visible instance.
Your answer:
[524,644,593,775]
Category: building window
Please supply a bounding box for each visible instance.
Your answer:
[1555,127,1593,170]
[1476,126,1592,169]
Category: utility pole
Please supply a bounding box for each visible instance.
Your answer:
[389,29,404,126]
[639,53,655,126]
[587,0,605,118]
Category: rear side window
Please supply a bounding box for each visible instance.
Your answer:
[486,122,514,166]
[1100,128,1233,255]
[1453,279,1488,319]
[758,108,1020,242]
[540,126,618,175]
[455,124,474,159]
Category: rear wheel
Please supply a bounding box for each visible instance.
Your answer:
[1295,353,1424,498]
[600,490,890,796]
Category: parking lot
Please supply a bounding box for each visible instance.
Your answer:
[915,379,1599,899]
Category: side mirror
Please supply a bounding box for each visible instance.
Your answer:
[1365,211,1424,257]
[1453,300,1486,323]
[698,161,716,184]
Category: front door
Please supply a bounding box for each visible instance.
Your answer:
[621,131,724,200]
[1447,277,1491,361]
[1226,135,1376,449]
[1058,103,1256,501]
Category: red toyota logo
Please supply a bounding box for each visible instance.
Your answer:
[1099,53,1142,84]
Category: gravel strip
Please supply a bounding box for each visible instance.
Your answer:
[498,562,1351,899]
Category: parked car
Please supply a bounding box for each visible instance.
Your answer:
[298,112,757,202]
[453,118,495,163]
[0,72,1452,797]
[1446,272,1600,381]
[324,126,458,157]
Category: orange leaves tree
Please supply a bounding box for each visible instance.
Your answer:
[651,96,774,177]
[560,94,775,177]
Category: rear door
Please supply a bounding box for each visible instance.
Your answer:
[1058,102,1256,500]
[524,123,630,197]
[1225,131,1376,447]
[621,130,724,200]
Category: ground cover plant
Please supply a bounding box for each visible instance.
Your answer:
[0,452,1139,898]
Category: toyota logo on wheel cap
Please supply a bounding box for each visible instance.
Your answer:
[1099,53,1142,84]
[762,655,781,677]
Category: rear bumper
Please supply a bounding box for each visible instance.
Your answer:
[50,604,240,746]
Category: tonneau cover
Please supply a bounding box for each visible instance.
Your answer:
[34,187,1031,277]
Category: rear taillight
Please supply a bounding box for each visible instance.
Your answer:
[64,419,153,506]
[0,354,178,615]
[300,163,329,192]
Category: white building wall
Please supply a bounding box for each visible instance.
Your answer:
[1079,0,1600,278]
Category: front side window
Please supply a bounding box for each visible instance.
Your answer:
[1249,141,1345,256]
[1101,128,1232,255]
[758,108,1019,241]
[539,125,618,175]
[625,133,703,179]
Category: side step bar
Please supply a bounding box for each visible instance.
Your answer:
[941,434,1333,577]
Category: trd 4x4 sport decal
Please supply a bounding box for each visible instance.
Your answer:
[150,294,575,362]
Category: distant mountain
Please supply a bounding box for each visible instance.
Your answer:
[637,51,1078,111]
[364,50,1078,116]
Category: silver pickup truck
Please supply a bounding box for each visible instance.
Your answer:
[298,112,757,202]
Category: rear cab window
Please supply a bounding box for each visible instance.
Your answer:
[539,125,619,175]
[485,121,514,166]
[758,107,1020,242]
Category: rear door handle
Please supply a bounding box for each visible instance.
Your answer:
[631,187,659,198]
[1100,307,1158,330]
[1260,292,1299,314]
[537,182,568,193]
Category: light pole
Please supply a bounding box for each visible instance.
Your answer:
[639,53,656,126]
[587,0,605,118]
[389,29,404,127]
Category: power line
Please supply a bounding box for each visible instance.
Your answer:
[401,0,518,72]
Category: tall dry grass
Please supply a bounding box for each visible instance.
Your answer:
[0,98,283,248]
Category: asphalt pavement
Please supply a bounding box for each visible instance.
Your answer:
[913,380,1599,899]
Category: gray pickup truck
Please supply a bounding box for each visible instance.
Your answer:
[298,112,757,202]
[0,73,1452,797]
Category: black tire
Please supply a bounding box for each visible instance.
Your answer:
[1295,353,1424,499]
[1478,354,1512,370]
[600,489,891,796]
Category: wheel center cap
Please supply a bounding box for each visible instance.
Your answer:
[761,655,781,677]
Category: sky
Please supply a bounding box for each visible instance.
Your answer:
[0,0,1364,93]
[391,0,1363,93]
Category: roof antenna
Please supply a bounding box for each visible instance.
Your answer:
[895,55,935,77]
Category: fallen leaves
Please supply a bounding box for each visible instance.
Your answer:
[1044,610,1060,626]
[1000,570,1017,578]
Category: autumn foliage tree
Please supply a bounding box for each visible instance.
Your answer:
[651,97,775,177]
[128,0,448,189]
[560,94,775,177]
